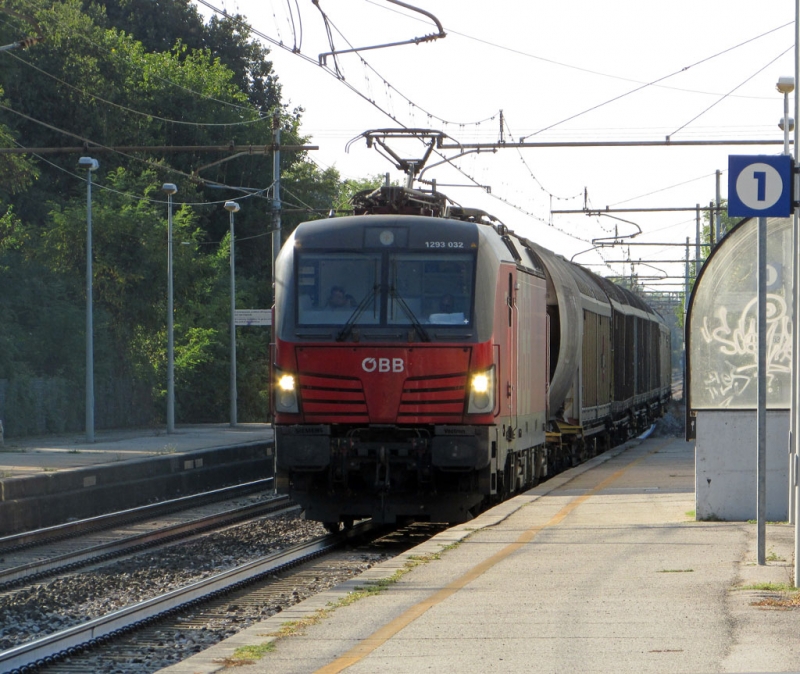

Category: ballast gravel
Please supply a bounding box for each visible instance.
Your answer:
[0,514,359,654]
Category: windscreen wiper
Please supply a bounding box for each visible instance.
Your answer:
[389,287,431,342]
[336,285,378,342]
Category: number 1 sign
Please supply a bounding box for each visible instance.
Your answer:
[728,154,794,218]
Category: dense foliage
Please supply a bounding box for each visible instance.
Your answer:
[0,0,342,434]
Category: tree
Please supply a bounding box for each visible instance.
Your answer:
[83,0,282,114]
[0,0,345,431]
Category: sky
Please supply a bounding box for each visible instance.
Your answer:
[194,0,798,292]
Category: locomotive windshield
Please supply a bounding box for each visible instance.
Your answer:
[295,251,475,329]
[296,252,381,326]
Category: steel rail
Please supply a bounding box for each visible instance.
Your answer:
[0,521,379,673]
[0,477,273,553]
[0,495,296,589]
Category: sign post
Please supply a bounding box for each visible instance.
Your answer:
[234,309,272,327]
[728,154,794,566]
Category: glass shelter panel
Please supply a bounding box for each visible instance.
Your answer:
[689,217,793,409]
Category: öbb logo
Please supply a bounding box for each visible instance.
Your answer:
[361,357,404,373]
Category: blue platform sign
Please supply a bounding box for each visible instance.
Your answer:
[728,154,794,218]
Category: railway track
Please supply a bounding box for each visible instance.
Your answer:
[0,491,296,591]
[0,478,275,555]
[0,520,432,674]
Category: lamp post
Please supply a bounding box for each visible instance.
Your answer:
[777,77,796,531]
[778,77,795,156]
[224,200,240,427]
[162,183,177,434]
[79,157,99,443]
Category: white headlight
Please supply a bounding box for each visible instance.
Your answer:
[471,373,489,394]
[275,373,299,413]
[467,366,495,414]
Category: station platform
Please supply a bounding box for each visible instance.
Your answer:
[163,434,800,674]
[0,424,274,535]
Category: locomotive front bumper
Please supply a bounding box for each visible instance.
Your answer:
[276,425,331,469]
[276,424,492,470]
[431,425,492,470]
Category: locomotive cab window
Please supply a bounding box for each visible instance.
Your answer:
[389,254,474,326]
[294,249,475,330]
[296,252,380,326]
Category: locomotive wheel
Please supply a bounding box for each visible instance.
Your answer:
[323,521,341,534]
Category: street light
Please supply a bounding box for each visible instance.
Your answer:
[162,183,177,433]
[776,76,800,556]
[224,200,241,427]
[777,77,795,156]
[778,77,798,533]
[79,157,99,443]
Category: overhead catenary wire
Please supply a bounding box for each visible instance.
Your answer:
[194,0,776,245]
[667,45,793,139]
[519,25,795,141]
[365,0,792,102]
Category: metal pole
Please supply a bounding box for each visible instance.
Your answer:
[758,216,767,566]
[695,204,701,270]
[224,202,240,427]
[684,237,690,401]
[271,113,281,496]
[271,113,282,287]
[230,208,237,427]
[786,80,798,529]
[162,183,178,434]
[794,0,800,587]
[784,89,792,156]
[82,160,97,443]
[715,170,722,242]
[709,202,715,248]
[167,193,174,434]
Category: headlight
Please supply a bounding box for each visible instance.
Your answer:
[274,372,299,413]
[467,365,495,414]
[471,373,490,393]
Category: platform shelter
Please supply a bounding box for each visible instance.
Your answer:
[687,215,792,520]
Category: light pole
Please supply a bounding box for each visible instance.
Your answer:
[224,200,240,427]
[162,183,177,434]
[778,77,795,156]
[777,77,796,532]
[80,157,99,443]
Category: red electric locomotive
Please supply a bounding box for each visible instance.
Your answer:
[272,187,670,530]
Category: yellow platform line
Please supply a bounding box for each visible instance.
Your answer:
[316,439,670,673]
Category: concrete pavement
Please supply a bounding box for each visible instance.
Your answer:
[161,434,800,674]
